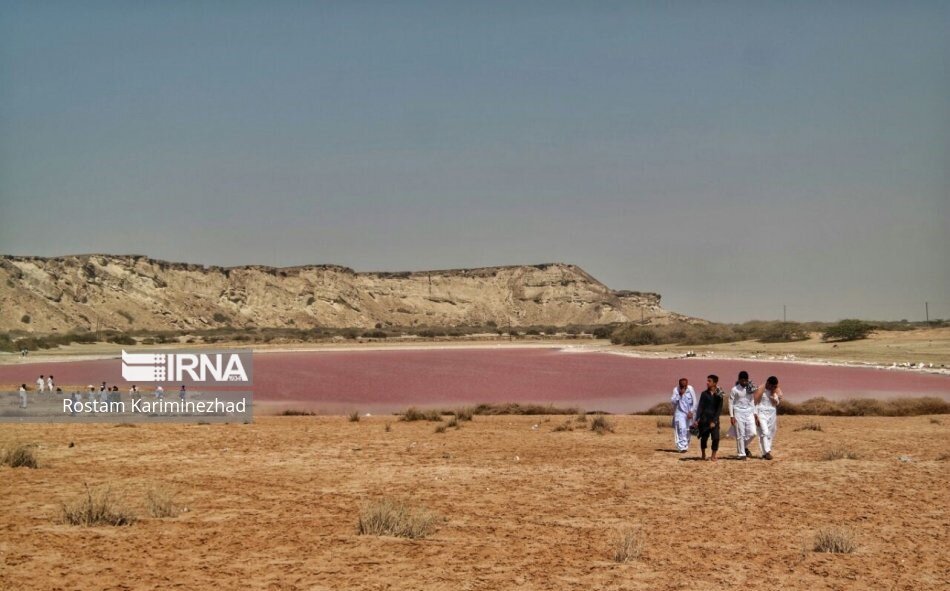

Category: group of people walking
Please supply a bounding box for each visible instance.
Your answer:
[670,371,783,462]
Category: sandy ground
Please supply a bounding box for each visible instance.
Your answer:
[2,415,948,590]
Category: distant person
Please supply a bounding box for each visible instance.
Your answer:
[729,371,758,459]
[753,376,783,460]
[129,385,140,410]
[155,386,164,400]
[99,383,108,404]
[36,375,45,394]
[19,384,28,408]
[695,374,725,462]
[69,391,80,416]
[86,385,96,403]
[179,384,187,403]
[670,378,696,453]
[47,375,55,393]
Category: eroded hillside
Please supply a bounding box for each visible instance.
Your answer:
[0,255,684,332]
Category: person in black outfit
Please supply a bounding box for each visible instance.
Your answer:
[695,374,725,461]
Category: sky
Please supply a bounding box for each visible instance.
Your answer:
[1,2,947,322]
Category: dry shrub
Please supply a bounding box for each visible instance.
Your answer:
[434,423,447,434]
[384,422,392,432]
[357,498,439,539]
[575,413,589,424]
[612,527,644,563]
[779,398,836,416]
[470,403,581,416]
[839,399,887,416]
[930,418,941,424]
[656,418,672,429]
[453,407,474,421]
[281,409,316,416]
[638,403,673,416]
[62,485,136,526]
[2,443,38,469]
[446,416,459,428]
[552,421,574,432]
[822,448,860,461]
[609,320,795,346]
[348,411,361,422]
[795,421,823,432]
[401,407,443,422]
[146,486,178,518]
[610,326,660,346]
[754,322,811,343]
[879,398,950,416]
[590,415,615,435]
[813,527,857,553]
[780,397,950,417]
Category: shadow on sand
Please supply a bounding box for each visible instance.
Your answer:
[679,456,755,462]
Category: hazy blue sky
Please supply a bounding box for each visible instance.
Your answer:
[1,2,947,322]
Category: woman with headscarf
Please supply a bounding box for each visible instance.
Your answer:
[753,376,783,460]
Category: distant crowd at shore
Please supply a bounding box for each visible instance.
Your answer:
[17,375,188,410]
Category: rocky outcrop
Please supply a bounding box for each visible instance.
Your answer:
[0,254,685,332]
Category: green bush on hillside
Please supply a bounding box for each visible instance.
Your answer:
[822,319,874,342]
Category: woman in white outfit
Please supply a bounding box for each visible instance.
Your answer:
[753,376,783,460]
[729,371,758,459]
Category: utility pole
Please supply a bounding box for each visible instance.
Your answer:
[925,301,929,323]
[783,305,786,324]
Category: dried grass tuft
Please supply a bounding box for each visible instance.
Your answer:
[2,443,38,469]
[611,527,643,563]
[590,415,615,435]
[357,498,439,539]
[61,485,136,526]
[813,527,857,553]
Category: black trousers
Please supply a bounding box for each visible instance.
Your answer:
[699,422,720,452]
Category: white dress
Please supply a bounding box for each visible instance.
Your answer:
[756,389,779,454]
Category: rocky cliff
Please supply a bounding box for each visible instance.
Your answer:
[0,254,683,333]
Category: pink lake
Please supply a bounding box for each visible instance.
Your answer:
[2,348,948,413]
